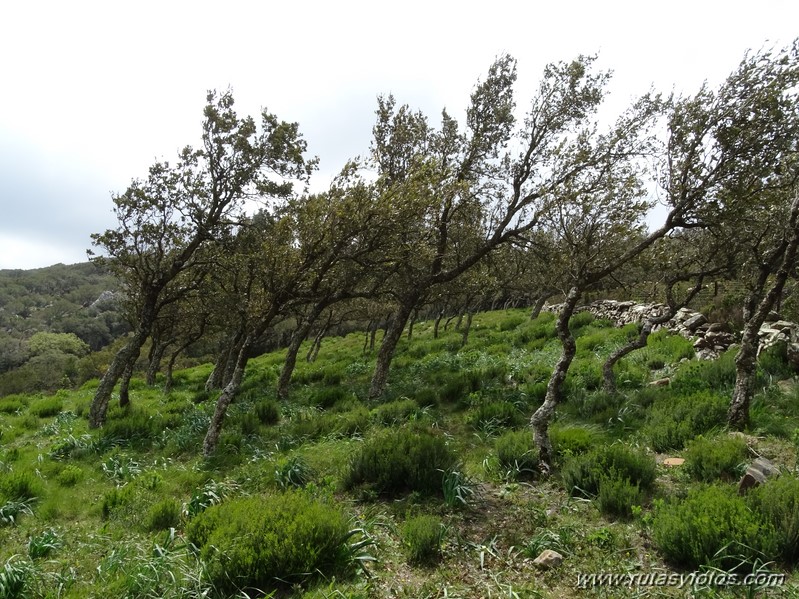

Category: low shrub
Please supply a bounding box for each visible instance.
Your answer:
[644,390,728,452]
[100,408,165,447]
[186,492,350,594]
[372,398,420,426]
[652,485,777,570]
[748,475,799,565]
[597,475,642,519]
[402,514,444,565]
[254,400,280,425]
[55,465,84,487]
[683,435,748,482]
[569,311,595,331]
[0,396,27,414]
[344,428,456,497]
[550,425,602,456]
[143,499,181,531]
[0,472,42,503]
[310,387,348,410]
[561,443,656,498]
[467,400,523,432]
[28,396,63,418]
[275,456,313,489]
[494,430,538,479]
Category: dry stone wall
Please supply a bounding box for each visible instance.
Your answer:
[544,299,799,366]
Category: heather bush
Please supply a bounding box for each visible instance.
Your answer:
[683,435,748,482]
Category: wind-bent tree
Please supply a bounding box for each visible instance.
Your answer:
[365,54,635,400]
[601,231,736,394]
[87,91,313,428]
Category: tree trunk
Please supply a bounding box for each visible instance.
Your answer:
[118,360,135,408]
[444,314,457,331]
[88,328,148,428]
[433,311,443,339]
[729,196,799,429]
[368,299,416,400]
[164,351,179,394]
[531,287,581,472]
[530,293,552,320]
[145,342,167,386]
[205,347,228,392]
[369,323,378,352]
[461,311,474,347]
[407,314,416,341]
[455,313,463,330]
[363,320,373,354]
[278,312,323,399]
[603,310,673,394]
[203,338,251,457]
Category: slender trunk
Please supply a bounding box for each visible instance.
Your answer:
[444,314,457,331]
[88,328,148,428]
[164,351,179,394]
[368,299,416,400]
[203,337,251,457]
[363,320,373,354]
[455,313,463,330]
[205,348,228,392]
[530,293,551,320]
[603,310,673,394]
[310,336,322,362]
[729,196,799,429]
[433,311,443,339]
[461,311,474,347]
[222,337,244,387]
[146,342,167,386]
[531,287,581,472]
[278,312,322,399]
[407,312,416,341]
[369,323,378,352]
[118,360,135,408]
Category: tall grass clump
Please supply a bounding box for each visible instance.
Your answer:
[402,514,444,565]
[344,428,456,497]
[561,443,656,501]
[186,492,350,595]
[494,430,538,480]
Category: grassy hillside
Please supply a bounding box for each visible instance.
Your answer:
[0,308,798,598]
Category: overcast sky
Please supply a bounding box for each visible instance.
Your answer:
[1,0,797,270]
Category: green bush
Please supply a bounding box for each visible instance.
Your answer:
[254,400,280,425]
[344,428,456,497]
[0,472,42,503]
[275,456,313,489]
[310,386,348,409]
[758,343,795,380]
[28,396,63,418]
[644,390,728,452]
[597,475,642,519]
[652,485,777,570]
[0,396,27,414]
[372,398,420,426]
[683,435,748,482]
[672,350,736,393]
[144,499,181,531]
[561,444,656,498]
[186,492,350,594]
[494,430,538,479]
[438,375,472,404]
[100,408,164,447]
[550,425,602,456]
[647,330,695,362]
[402,514,444,565]
[569,311,595,331]
[467,400,523,432]
[55,465,84,487]
[748,475,799,564]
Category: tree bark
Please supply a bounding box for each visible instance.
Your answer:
[88,328,148,428]
[368,299,416,400]
[433,311,443,339]
[164,351,179,394]
[203,337,251,457]
[145,342,167,386]
[461,311,474,347]
[118,360,135,408]
[278,311,323,399]
[729,195,799,429]
[530,292,553,320]
[531,286,581,472]
[603,309,673,394]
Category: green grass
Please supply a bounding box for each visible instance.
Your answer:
[0,306,796,597]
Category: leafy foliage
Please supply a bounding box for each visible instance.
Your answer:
[402,514,444,565]
[186,492,350,594]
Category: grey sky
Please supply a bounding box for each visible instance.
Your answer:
[1,0,797,269]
